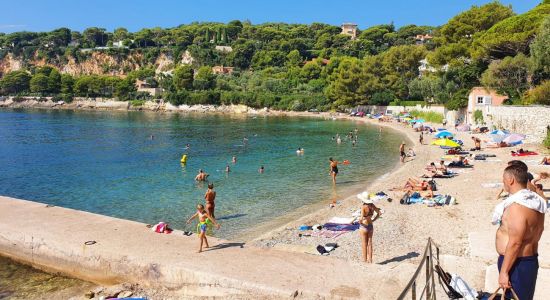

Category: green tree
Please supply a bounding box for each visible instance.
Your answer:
[172,65,194,91]
[113,27,130,41]
[481,53,532,100]
[473,2,550,59]
[82,27,108,47]
[228,41,256,69]
[30,74,50,95]
[326,57,370,107]
[114,78,136,100]
[0,70,31,94]
[47,69,61,94]
[193,66,215,90]
[286,50,303,67]
[530,16,550,80]
[523,80,550,105]
[60,74,74,94]
[436,2,513,44]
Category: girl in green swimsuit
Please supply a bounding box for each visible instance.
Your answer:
[186,204,220,253]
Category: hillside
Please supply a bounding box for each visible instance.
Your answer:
[0,1,549,111]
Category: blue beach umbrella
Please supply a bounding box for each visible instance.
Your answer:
[435,131,454,138]
[489,129,509,135]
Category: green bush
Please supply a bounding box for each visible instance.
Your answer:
[130,100,145,107]
[474,109,484,124]
[389,100,424,107]
[409,110,444,123]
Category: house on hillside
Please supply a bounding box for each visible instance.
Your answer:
[466,87,508,124]
[302,58,330,66]
[212,65,234,75]
[135,80,163,97]
[418,59,448,77]
[341,23,358,39]
[215,46,233,53]
[415,34,433,45]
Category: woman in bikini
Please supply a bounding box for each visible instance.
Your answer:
[204,183,216,218]
[186,204,220,253]
[357,193,381,263]
[329,157,339,184]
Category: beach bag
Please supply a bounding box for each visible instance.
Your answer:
[485,287,520,300]
[428,179,437,191]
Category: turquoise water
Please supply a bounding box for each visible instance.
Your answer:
[0,109,402,238]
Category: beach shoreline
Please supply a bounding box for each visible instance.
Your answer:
[2,99,550,298]
[0,99,414,243]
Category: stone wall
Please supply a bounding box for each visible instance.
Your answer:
[481,105,550,143]
[357,104,549,143]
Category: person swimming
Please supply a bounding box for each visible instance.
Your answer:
[329,157,339,184]
[296,147,304,154]
[259,166,264,173]
[232,156,237,164]
[225,165,231,173]
[195,169,208,181]
[186,204,220,253]
[185,143,190,150]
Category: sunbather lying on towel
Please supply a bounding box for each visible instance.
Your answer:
[541,157,550,165]
[404,178,434,197]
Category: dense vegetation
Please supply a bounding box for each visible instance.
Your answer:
[0,1,549,111]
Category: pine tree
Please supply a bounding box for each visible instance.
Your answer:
[221,28,228,44]
[205,28,211,42]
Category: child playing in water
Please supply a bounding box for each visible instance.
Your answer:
[186,204,220,253]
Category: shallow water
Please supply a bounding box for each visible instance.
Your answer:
[0,256,93,299]
[0,109,402,238]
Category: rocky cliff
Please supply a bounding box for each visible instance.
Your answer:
[0,50,187,77]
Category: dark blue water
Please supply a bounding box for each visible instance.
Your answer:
[0,109,402,238]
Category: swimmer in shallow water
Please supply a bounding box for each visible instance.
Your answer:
[195,169,208,181]
[329,157,339,184]
[259,165,264,173]
[232,156,237,164]
[225,165,230,173]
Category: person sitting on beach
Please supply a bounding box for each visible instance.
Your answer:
[540,157,550,165]
[204,183,216,218]
[186,204,220,253]
[407,148,416,157]
[437,160,448,173]
[471,137,481,151]
[357,192,381,263]
[329,157,339,184]
[195,169,208,181]
[399,142,406,163]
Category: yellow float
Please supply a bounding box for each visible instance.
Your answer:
[180,154,187,164]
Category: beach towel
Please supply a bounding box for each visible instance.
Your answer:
[311,229,349,239]
[151,222,172,234]
[511,151,538,156]
[327,217,356,224]
[491,189,548,225]
[322,223,359,231]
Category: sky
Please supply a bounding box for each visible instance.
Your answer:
[0,0,542,33]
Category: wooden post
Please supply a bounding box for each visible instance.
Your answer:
[426,255,431,299]
[411,281,416,300]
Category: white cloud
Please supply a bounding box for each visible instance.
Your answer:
[0,24,26,29]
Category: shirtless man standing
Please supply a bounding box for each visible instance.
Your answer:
[495,164,546,300]
[204,183,216,218]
